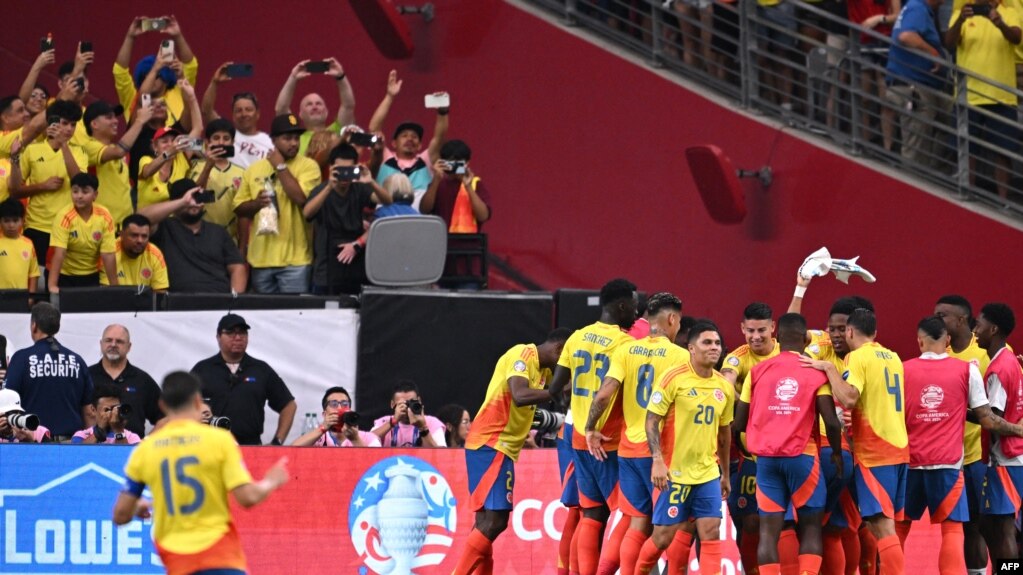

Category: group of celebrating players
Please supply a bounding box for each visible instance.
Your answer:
[454,264,1023,575]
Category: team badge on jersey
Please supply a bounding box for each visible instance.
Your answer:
[713,389,726,402]
[92,231,102,242]
[775,378,799,401]
[141,268,152,279]
[920,386,944,409]
[727,357,740,367]
[667,506,679,518]
[808,344,820,355]
[513,360,527,373]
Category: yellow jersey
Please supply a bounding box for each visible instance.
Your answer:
[123,419,252,555]
[465,343,544,461]
[844,342,910,467]
[0,128,23,158]
[19,140,88,232]
[0,158,11,203]
[605,335,690,457]
[113,58,199,126]
[806,330,852,451]
[234,157,321,268]
[189,160,244,242]
[559,321,634,450]
[952,4,1021,105]
[137,154,193,209]
[722,340,781,385]
[100,241,169,290]
[648,362,734,484]
[82,138,132,231]
[49,204,116,276]
[949,337,992,465]
[0,235,40,289]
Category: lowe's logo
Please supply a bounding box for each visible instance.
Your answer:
[0,447,163,574]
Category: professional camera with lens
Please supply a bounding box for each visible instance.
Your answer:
[7,412,39,431]
[531,408,564,436]
[406,399,424,415]
[340,410,360,427]
[115,403,132,422]
[209,416,231,430]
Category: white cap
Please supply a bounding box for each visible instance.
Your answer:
[0,389,25,413]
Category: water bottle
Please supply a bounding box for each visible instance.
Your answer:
[302,413,317,434]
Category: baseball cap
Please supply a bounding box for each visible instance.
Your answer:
[152,126,180,142]
[393,121,423,140]
[83,101,125,135]
[217,313,251,333]
[270,114,304,137]
[0,389,25,414]
[168,178,198,201]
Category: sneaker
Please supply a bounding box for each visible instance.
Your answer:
[798,247,832,280]
[829,256,877,284]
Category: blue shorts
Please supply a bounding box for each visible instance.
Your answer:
[855,463,907,520]
[963,461,987,518]
[905,468,968,523]
[983,465,1023,516]
[573,448,619,509]
[466,446,514,511]
[757,454,827,515]
[619,456,654,517]
[558,425,580,507]
[653,478,723,526]
[821,447,856,529]
[728,456,759,517]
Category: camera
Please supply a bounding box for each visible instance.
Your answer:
[531,408,564,436]
[209,416,231,430]
[332,166,362,182]
[7,412,39,431]
[348,132,379,147]
[340,410,360,427]
[115,403,132,422]
[406,399,424,415]
[444,160,467,175]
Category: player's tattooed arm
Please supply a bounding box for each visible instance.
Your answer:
[584,377,621,432]
[646,411,668,490]
[974,405,1023,438]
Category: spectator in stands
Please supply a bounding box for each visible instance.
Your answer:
[291,386,381,447]
[376,174,420,217]
[199,399,213,424]
[139,178,247,293]
[201,63,273,169]
[114,15,199,128]
[274,58,354,156]
[82,100,151,233]
[47,173,118,292]
[885,0,946,167]
[88,324,163,438]
[368,70,450,209]
[137,79,204,209]
[946,0,1022,203]
[20,43,93,146]
[234,114,322,293]
[126,97,180,182]
[421,140,492,232]
[372,380,447,447]
[302,143,392,295]
[0,388,51,443]
[0,93,48,159]
[101,214,169,291]
[436,403,471,448]
[9,99,86,268]
[72,383,141,445]
[850,0,901,151]
[673,0,714,73]
[191,313,297,445]
[755,0,798,110]
[189,119,244,244]
[305,128,343,176]
[18,48,56,118]
[0,199,40,291]
[3,302,94,442]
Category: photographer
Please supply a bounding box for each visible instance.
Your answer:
[420,139,491,232]
[72,383,141,444]
[0,389,51,443]
[372,380,446,447]
[292,387,380,447]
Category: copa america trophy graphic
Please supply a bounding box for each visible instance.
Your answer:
[377,465,429,573]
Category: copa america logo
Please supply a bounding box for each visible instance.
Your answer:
[349,457,458,574]
[775,378,799,402]
[920,386,944,409]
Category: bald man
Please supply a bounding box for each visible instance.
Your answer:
[274,57,355,156]
[88,324,163,437]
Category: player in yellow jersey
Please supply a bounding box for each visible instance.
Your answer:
[100,214,170,292]
[113,371,288,575]
[803,309,909,575]
[47,173,117,292]
[0,199,40,291]
[548,278,638,575]
[633,320,733,575]
[583,292,689,575]
[453,328,571,574]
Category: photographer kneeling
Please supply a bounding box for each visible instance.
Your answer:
[292,387,379,447]
[372,380,446,447]
[72,384,141,444]
[0,389,50,443]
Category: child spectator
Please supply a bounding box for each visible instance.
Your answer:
[189,118,245,244]
[47,173,117,292]
[0,198,40,291]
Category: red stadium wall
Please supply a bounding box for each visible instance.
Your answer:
[6,0,1022,354]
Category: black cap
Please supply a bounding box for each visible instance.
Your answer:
[168,178,198,201]
[393,121,423,140]
[217,313,250,333]
[82,100,124,135]
[270,114,304,137]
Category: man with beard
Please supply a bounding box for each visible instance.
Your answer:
[100,214,169,292]
[234,114,321,293]
[88,324,162,438]
[138,178,246,293]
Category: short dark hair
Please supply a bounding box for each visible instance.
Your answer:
[847,309,877,337]
[162,371,202,410]
[743,302,773,321]
[0,198,25,219]
[980,303,1016,337]
[646,292,682,317]
[58,61,76,80]
[232,91,259,108]
[392,379,420,397]
[546,327,573,344]
[31,302,60,336]
[439,139,472,161]
[46,99,83,123]
[0,96,20,116]
[777,313,808,345]
[936,294,972,318]
[329,143,359,164]
[122,213,151,230]
[918,316,947,340]
[71,173,99,191]
[687,320,720,344]
[93,383,123,406]
[205,118,236,140]
[599,278,637,307]
[321,386,351,409]
[830,296,875,317]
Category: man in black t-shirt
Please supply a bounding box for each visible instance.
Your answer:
[302,143,392,295]
[88,324,162,437]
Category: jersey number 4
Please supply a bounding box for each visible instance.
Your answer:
[883,367,902,412]
[572,350,610,397]
[160,456,206,515]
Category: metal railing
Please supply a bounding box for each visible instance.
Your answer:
[523,0,1023,217]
